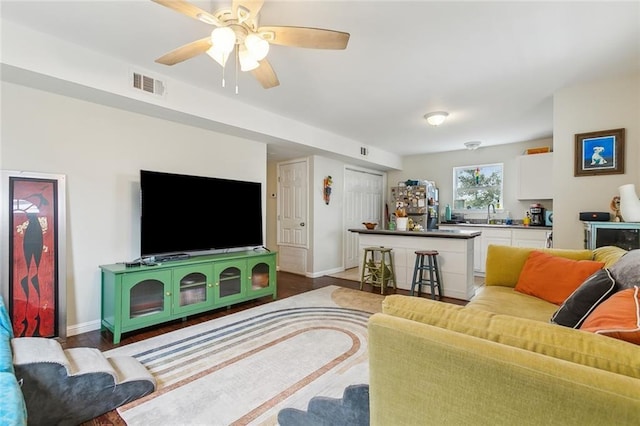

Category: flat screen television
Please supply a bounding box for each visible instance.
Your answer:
[140,170,263,258]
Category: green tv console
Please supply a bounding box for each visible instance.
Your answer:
[100,250,276,344]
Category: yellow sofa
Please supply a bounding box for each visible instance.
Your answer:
[368,245,640,425]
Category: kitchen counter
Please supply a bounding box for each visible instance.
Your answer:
[348,227,480,300]
[441,223,552,230]
[348,228,481,238]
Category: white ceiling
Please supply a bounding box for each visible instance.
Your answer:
[2,1,639,163]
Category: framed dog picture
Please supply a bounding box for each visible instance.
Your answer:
[574,128,625,177]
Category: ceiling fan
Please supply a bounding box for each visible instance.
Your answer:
[152,0,350,89]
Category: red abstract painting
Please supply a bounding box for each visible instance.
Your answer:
[10,177,58,338]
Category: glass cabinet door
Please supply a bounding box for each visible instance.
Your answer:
[247,257,275,297]
[122,270,172,327]
[213,260,246,304]
[172,264,214,316]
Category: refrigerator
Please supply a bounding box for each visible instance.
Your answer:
[390,180,439,230]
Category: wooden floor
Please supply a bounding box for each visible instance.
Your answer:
[62,272,466,351]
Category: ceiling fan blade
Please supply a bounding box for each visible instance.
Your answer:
[152,0,223,26]
[251,59,279,89]
[258,26,350,49]
[155,37,212,65]
[233,0,264,22]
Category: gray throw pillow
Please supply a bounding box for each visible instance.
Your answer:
[609,249,640,289]
[550,268,618,328]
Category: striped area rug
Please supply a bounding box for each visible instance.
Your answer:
[103,286,383,425]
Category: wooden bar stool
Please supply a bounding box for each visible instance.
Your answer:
[410,250,443,300]
[360,246,397,295]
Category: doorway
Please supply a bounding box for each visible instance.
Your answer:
[343,167,385,270]
[277,159,309,274]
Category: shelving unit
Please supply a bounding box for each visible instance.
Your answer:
[100,250,276,344]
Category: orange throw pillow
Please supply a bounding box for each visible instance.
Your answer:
[514,251,604,305]
[580,286,640,345]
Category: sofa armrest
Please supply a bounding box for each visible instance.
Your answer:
[368,313,640,426]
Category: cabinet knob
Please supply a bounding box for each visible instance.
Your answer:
[165,292,171,296]
[215,282,219,286]
[208,283,213,288]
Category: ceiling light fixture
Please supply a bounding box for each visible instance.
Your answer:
[424,111,449,126]
[464,141,482,150]
[206,26,271,91]
[245,33,269,61]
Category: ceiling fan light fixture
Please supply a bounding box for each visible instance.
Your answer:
[206,46,231,67]
[245,33,269,61]
[211,26,236,54]
[424,111,449,126]
[239,47,260,71]
[464,141,482,150]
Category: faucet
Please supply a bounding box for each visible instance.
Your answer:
[487,204,496,224]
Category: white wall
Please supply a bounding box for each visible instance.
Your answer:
[553,72,639,249]
[309,156,345,276]
[1,82,267,335]
[1,18,402,171]
[388,138,554,223]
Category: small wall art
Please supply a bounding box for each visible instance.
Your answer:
[574,128,625,177]
[323,176,333,205]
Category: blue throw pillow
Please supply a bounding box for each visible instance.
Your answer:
[0,373,28,426]
[550,269,618,328]
[0,296,14,339]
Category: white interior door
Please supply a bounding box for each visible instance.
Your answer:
[344,168,384,269]
[277,160,308,247]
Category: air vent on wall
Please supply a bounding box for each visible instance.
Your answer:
[132,71,165,96]
[360,147,369,156]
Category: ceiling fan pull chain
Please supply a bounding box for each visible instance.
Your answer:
[221,55,226,88]
[235,46,240,95]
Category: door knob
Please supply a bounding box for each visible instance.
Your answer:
[300,222,305,226]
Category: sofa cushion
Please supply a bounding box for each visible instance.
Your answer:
[382,295,640,379]
[581,286,640,345]
[593,245,628,268]
[608,249,640,289]
[514,251,604,305]
[484,245,593,288]
[467,286,558,322]
[551,269,618,328]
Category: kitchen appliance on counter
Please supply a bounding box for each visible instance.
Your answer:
[529,203,545,226]
[545,210,553,226]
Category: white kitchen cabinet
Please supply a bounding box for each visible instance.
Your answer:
[479,228,512,273]
[511,229,551,248]
[516,152,553,200]
[440,225,551,274]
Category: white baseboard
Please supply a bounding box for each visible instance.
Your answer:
[67,319,101,337]
[308,266,344,278]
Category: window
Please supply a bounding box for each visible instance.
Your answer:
[453,163,503,210]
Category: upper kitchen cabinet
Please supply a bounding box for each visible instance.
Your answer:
[516,152,553,200]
